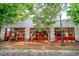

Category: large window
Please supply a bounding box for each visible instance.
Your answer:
[68,28,74,36]
[9,28,25,41]
[55,27,75,37]
[55,28,61,36]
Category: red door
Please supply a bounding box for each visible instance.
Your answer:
[30,28,50,42]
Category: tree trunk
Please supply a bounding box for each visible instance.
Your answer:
[0,27,1,40]
[0,27,1,37]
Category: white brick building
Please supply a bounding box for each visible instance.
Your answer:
[0,18,79,42]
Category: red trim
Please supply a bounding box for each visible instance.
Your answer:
[56,36,75,41]
[4,31,7,41]
[4,28,7,41]
[16,36,25,40]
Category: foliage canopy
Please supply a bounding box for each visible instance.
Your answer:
[67,3,79,25]
[0,3,33,29]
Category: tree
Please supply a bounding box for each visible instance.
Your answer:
[0,3,33,33]
[32,3,62,31]
[0,3,62,33]
[67,3,79,25]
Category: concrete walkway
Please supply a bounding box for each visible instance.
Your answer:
[0,49,79,56]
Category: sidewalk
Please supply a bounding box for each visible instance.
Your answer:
[0,49,79,56]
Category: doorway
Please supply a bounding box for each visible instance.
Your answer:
[30,28,50,42]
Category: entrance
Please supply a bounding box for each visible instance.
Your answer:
[30,28,50,42]
[4,28,25,41]
[54,27,75,41]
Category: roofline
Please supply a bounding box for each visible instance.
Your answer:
[55,19,71,21]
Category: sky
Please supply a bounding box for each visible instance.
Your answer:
[61,11,68,20]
